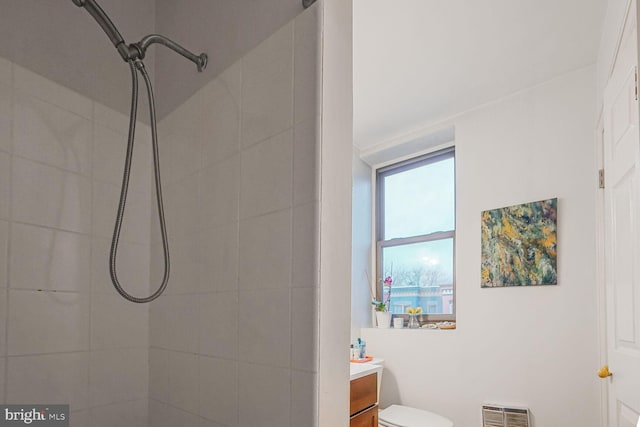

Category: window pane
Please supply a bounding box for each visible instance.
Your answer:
[381,238,454,315]
[383,156,455,239]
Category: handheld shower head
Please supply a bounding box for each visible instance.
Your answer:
[72,0,126,51]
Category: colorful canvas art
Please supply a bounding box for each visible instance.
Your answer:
[481,198,557,287]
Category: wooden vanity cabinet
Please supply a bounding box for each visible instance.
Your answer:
[350,372,378,426]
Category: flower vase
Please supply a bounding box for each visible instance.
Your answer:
[375,311,391,328]
[408,314,420,329]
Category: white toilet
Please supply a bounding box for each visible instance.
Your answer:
[374,363,454,427]
[378,404,453,427]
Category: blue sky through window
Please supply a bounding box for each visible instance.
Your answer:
[384,157,455,240]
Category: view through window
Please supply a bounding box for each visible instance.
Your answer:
[376,148,455,320]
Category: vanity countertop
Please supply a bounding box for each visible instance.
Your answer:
[349,358,384,381]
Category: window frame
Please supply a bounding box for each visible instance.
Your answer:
[375,147,456,323]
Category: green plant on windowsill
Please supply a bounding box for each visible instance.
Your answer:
[370,275,393,312]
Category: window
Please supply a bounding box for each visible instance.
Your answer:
[376,147,455,321]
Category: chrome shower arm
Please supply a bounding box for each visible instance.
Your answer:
[72,0,207,71]
[133,35,208,73]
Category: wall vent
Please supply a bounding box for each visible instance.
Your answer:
[482,404,531,427]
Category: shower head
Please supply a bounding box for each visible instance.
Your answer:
[72,0,123,46]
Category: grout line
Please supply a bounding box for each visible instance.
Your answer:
[3,60,15,404]
[289,20,296,421]
[235,57,244,427]
[87,99,96,406]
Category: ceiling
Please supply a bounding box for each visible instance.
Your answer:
[353,0,607,150]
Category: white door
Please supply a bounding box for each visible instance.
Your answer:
[603,2,640,426]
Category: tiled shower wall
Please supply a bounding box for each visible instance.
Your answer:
[148,5,321,427]
[0,56,152,426]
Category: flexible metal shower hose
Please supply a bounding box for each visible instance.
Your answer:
[109,60,170,303]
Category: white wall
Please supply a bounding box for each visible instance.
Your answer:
[0,55,152,426]
[361,65,600,427]
[317,0,353,425]
[597,0,632,110]
[351,149,372,341]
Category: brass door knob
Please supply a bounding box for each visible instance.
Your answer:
[598,365,612,378]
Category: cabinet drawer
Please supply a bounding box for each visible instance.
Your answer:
[350,404,378,427]
[350,372,377,416]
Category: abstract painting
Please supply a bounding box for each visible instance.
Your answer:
[481,198,557,287]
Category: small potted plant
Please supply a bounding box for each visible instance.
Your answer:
[372,276,393,328]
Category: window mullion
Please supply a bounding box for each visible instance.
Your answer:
[379,230,455,249]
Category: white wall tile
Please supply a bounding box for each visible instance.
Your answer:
[0,357,4,404]
[93,124,151,194]
[91,237,150,297]
[90,293,148,350]
[238,289,290,367]
[13,65,92,120]
[165,295,198,353]
[8,290,89,355]
[198,292,238,359]
[293,118,320,206]
[241,23,294,147]
[200,156,240,230]
[149,348,169,403]
[0,220,8,288]
[163,173,200,239]
[12,157,91,233]
[92,181,150,245]
[89,399,148,427]
[0,83,11,154]
[149,296,169,349]
[89,348,148,407]
[294,6,321,125]
[69,410,89,427]
[13,93,92,175]
[10,223,90,292]
[7,352,89,411]
[93,103,130,133]
[0,290,6,356]
[158,126,201,186]
[199,356,238,426]
[0,57,11,85]
[0,152,10,220]
[200,72,241,168]
[218,61,242,108]
[168,351,199,413]
[291,370,317,427]
[148,399,171,427]
[292,202,318,288]
[238,363,290,427]
[199,416,226,427]
[164,232,200,295]
[239,210,291,290]
[240,130,293,219]
[291,288,317,372]
[166,405,202,427]
[199,223,238,293]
